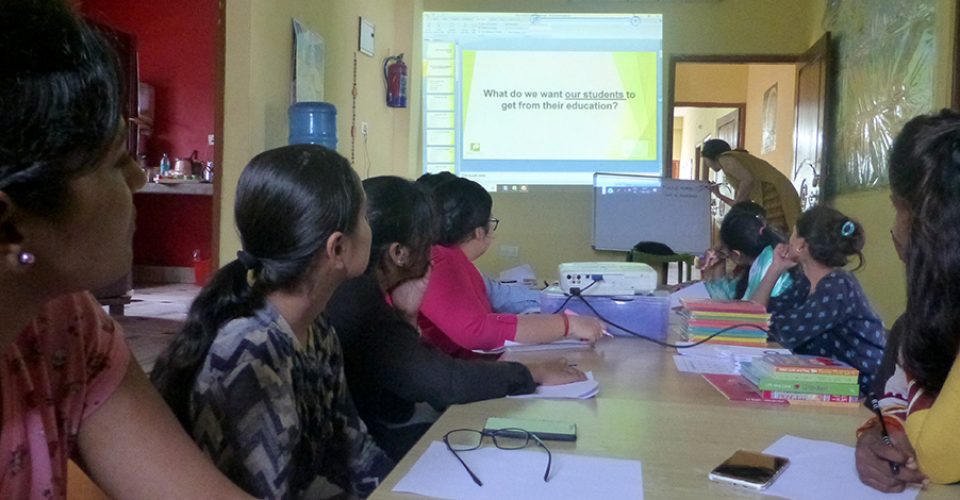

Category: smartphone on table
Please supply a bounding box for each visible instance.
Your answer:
[708,450,789,490]
[483,417,577,442]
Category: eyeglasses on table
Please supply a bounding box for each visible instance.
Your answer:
[442,428,552,486]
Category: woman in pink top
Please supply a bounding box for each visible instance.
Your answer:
[0,2,249,498]
[416,175,604,358]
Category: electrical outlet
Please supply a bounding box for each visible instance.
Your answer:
[499,245,519,258]
[360,121,369,136]
[208,134,215,146]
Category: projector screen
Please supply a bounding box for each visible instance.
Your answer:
[422,13,663,191]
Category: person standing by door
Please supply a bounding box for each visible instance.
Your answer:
[701,139,802,233]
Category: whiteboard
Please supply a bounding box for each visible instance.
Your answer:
[592,173,711,253]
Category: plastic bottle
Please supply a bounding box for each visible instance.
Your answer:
[159,153,171,177]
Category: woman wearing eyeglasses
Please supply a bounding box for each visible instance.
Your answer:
[415,176,605,358]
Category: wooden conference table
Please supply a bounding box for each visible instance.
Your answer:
[372,333,957,499]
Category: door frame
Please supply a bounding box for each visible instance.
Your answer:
[665,55,797,177]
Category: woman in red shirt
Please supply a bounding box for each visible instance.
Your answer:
[416,176,604,358]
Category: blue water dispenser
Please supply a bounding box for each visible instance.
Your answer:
[289,101,337,150]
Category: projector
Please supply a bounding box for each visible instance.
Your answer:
[558,262,658,296]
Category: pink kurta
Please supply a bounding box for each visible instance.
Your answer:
[0,292,130,499]
[418,245,518,358]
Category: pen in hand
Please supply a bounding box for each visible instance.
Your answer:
[869,393,901,474]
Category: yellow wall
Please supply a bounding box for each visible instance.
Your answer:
[675,64,747,104]
[221,0,415,265]
[743,64,796,179]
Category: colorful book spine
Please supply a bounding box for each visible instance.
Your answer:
[760,390,860,404]
[753,355,859,377]
[687,312,772,321]
[681,299,767,314]
[756,379,860,397]
[746,362,858,384]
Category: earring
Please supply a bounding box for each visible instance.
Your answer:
[17,251,35,266]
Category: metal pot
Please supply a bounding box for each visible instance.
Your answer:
[173,157,192,176]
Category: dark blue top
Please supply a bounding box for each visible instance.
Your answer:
[767,268,886,394]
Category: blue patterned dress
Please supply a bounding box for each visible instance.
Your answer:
[189,303,393,499]
[767,268,886,394]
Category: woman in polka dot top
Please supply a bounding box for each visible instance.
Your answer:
[750,206,886,395]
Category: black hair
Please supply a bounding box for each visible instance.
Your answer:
[794,206,865,269]
[0,0,123,217]
[719,204,785,298]
[701,139,732,160]
[888,109,960,394]
[727,201,766,218]
[150,144,364,429]
[720,206,784,259]
[362,176,437,276]
[415,171,457,192]
[419,175,492,246]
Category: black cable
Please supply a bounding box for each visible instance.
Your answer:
[549,280,599,314]
[568,291,770,349]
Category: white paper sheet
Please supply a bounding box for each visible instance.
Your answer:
[761,435,919,500]
[393,441,643,500]
[677,344,791,362]
[672,355,740,375]
[475,338,592,355]
[499,264,537,285]
[669,281,711,308]
[509,372,598,399]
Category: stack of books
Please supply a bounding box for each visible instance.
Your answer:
[741,353,861,407]
[679,299,769,347]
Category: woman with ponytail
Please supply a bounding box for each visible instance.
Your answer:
[750,206,885,394]
[856,110,960,491]
[151,145,392,499]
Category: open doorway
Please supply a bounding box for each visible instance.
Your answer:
[666,35,832,215]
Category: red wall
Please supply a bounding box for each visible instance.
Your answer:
[79,0,218,268]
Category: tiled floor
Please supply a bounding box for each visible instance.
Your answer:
[107,282,199,373]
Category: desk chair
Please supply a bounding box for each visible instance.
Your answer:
[626,242,696,285]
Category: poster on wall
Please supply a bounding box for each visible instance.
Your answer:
[292,19,325,103]
[761,83,777,154]
[825,0,934,193]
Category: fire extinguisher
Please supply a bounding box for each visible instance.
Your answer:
[384,53,407,108]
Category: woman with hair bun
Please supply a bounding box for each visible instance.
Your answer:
[750,206,885,394]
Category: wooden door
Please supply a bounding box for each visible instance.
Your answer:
[715,109,742,150]
[793,33,831,210]
[712,109,741,221]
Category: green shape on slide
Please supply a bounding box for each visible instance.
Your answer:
[461,50,477,126]
[613,52,658,160]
